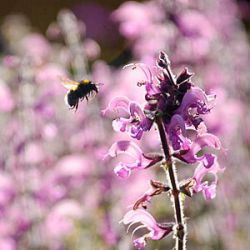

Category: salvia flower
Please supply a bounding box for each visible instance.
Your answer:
[106,51,222,187]
[121,209,173,250]
[105,141,152,178]
[175,132,221,164]
[130,53,212,125]
[192,155,224,200]
[102,96,153,140]
[105,51,223,248]
[127,51,220,146]
[175,86,216,128]
[167,114,189,151]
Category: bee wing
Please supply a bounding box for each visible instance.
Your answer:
[60,77,79,90]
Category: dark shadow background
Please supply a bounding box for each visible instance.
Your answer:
[0,0,249,33]
[0,0,248,63]
[0,0,140,32]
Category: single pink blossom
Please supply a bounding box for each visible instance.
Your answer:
[103,96,153,140]
[179,133,221,164]
[121,209,173,250]
[106,141,151,178]
[193,155,224,199]
[0,81,15,112]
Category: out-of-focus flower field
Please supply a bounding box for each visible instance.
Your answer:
[0,0,249,249]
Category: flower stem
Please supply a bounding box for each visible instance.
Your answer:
[156,116,186,250]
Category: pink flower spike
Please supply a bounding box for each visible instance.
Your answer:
[121,209,173,249]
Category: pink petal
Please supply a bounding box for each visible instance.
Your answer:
[182,133,221,163]
[112,118,129,132]
[102,96,130,117]
[133,237,146,250]
[122,209,157,230]
[114,163,131,178]
[107,141,143,160]
[177,87,215,116]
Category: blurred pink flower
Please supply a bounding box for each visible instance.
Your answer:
[35,175,66,204]
[36,63,66,95]
[0,238,15,250]
[133,26,170,64]
[177,10,215,45]
[0,81,15,112]
[45,200,82,239]
[55,154,93,179]
[52,155,94,190]
[100,215,119,246]
[19,33,51,64]
[24,142,46,165]
[42,123,58,140]
[204,88,243,142]
[2,55,20,68]
[0,206,31,238]
[100,64,147,108]
[92,60,113,94]
[112,1,164,40]
[83,38,101,60]
[171,11,216,62]
[0,173,16,209]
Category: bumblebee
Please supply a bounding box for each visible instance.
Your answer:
[61,78,98,111]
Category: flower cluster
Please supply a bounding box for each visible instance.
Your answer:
[104,51,223,249]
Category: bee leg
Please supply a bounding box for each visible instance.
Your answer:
[74,101,79,112]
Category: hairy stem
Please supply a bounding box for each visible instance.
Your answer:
[156,116,186,250]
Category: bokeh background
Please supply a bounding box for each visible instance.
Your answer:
[0,0,249,250]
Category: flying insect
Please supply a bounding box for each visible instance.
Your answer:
[61,77,98,111]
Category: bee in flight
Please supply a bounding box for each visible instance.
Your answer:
[61,77,98,111]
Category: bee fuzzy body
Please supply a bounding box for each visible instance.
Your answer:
[65,80,98,111]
